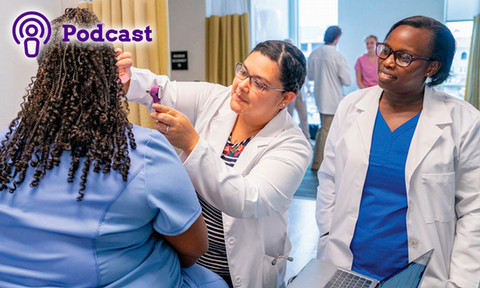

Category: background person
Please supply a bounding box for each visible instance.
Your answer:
[117,40,312,288]
[316,16,480,287]
[307,25,351,170]
[354,35,378,89]
[0,8,226,288]
[284,39,310,140]
[287,77,311,140]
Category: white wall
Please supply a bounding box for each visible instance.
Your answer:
[0,1,63,127]
[447,0,479,20]
[168,0,206,81]
[338,0,446,93]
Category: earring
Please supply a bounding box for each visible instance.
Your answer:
[280,103,285,108]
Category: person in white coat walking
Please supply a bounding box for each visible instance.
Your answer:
[308,26,351,170]
[316,16,480,288]
[117,40,312,288]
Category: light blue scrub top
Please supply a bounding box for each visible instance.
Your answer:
[350,109,420,280]
[0,125,201,287]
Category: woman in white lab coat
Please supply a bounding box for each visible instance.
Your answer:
[316,16,480,287]
[118,40,312,287]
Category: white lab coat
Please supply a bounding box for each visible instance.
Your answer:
[316,86,480,288]
[307,45,351,115]
[127,68,312,288]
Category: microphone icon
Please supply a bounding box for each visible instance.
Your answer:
[12,11,51,58]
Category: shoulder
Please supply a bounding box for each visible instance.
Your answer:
[308,48,320,59]
[343,86,380,104]
[430,88,480,125]
[262,111,312,155]
[310,46,327,57]
[278,118,312,155]
[128,125,180,168]
[436,90,479,114]
[355,54,367,62]
[337,86,381,114]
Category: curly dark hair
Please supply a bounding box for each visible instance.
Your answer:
[0,8,136,201]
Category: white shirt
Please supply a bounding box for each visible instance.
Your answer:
[127,68,312,288]
[316,86,480,288]
[307,45,351,115]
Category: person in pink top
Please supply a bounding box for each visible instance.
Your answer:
[354,35,378,89]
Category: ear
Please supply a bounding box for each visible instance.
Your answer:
[425,60,441,78]
[280,91,296,108]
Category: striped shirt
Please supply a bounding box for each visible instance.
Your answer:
[197,134,253,277]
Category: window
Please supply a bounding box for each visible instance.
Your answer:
[250,0,290,46]
[298,0,337,58]
[443,21,473,98]
[249,0,338,127]
[299,0,337,126]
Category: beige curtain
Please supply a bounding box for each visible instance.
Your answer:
[206,13,249,86]
[78,0,170,128]
[465,14,480,109]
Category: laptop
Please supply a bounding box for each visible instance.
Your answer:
[287,249,433,288]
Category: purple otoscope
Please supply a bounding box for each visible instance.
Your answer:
[147,85,162,103]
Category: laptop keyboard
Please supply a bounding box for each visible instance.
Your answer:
[324,269,373,288]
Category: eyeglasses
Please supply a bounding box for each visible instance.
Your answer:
[375,42,433,67]
[235,63,286,94]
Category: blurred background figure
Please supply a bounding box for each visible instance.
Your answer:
[284,39,310,139]
[308,26,351,170]
[284,38,311,140]
[355,35,379,89]
[287,78,311,140]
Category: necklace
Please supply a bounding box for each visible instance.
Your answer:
[231,142,242,154]
[227,134,254,155]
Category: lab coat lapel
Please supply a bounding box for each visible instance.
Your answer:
[207,103,238,157]
[351,87,383,160]
[233,109,289,172]
[405,86,452,185]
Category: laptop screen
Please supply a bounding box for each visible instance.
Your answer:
[379,249,434,288]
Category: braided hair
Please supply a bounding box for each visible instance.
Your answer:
[0,8,136,201]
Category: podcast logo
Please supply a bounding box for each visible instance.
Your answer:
[13,11,153,59]
[12,11,52,58]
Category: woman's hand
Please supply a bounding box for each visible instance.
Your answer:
[115,48,133,92]
[150,104,200,156]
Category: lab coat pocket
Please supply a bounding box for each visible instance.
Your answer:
[263,254,282,288]
[420,172,455,223]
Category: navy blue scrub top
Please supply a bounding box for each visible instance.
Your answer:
[350,109,421,280]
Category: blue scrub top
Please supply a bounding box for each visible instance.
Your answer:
[350,109,420,280]
[0,125,201,287]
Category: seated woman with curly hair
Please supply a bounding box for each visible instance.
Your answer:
[0,8,226,288]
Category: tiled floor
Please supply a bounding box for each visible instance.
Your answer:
[284,163,320,283]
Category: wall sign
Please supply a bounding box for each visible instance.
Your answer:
[171,51,188,70]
